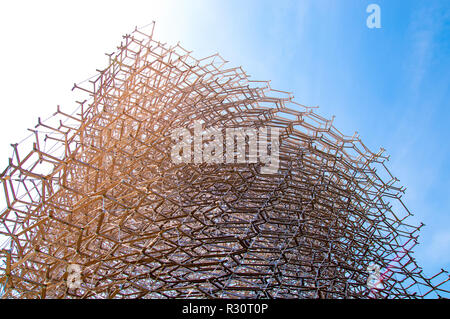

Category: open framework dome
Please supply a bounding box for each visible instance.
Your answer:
[0,23,448,299]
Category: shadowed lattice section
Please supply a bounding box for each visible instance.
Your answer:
[0,23,448,298]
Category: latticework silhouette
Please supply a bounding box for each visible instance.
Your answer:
[0,23,448,298]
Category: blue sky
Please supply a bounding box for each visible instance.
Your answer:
[0,0,448,292]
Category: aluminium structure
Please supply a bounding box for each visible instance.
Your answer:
[0,23,448,299]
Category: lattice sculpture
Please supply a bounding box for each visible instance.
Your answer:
[0,23,448,299]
